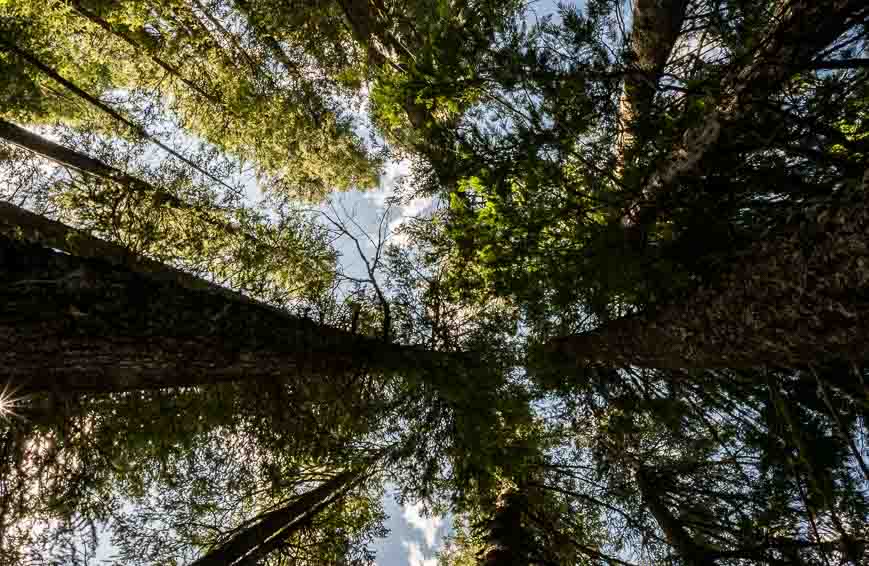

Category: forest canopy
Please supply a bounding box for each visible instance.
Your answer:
[0,0,867,565]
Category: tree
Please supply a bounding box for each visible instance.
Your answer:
[546,179,869,370]
[4,1,869,564]
[189,462,374,566]
[0,205,466,395]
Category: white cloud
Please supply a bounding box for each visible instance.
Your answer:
[402,502,444,549]
[402,541,438,566]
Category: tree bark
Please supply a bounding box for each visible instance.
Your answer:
[189,465,367,566]
[547,185,869,370]
[615,0,689,180]
[629,0,868,227]
[479,487,532,566]
[0,208,462,394]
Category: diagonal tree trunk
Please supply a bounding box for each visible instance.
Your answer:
[615,0,689,182]
[628,0,868,229]
[233,0,302,76]
[0,36,237,194]
[69,1,226,108]
[0,119,269,246]
[0,119,190,209]
[636,467,711,566]
[189,464,370,566]
[0,206,463,395]
[546,180,869,370]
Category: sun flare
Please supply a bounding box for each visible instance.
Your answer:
[0,381,22,419]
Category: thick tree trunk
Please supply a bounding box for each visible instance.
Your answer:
[0,208,460,394]
[630,0,868,227]
[615,0,688,180]
[189,465,367,566]
[547,187,869,370]
[479,487,532,566]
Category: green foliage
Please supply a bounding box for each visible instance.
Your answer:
[3,1,868,565]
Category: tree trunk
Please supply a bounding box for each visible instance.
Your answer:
[69,1,225,108]
[189,465,368,566]
[233,0,301,76]
[0,119,259,243]
[547,186,869,370]
[630,0,868,228]
[0,37,234,193]
[479,487,533,566]
[636,467,710,566]
[0,119,183,206]
[615,0,688,183]
[0,209,462,394]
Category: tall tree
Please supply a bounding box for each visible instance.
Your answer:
[546,180,869,370]
[0,206,466,395]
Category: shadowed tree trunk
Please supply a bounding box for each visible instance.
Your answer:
[189,464,370,566]
[0,205,463,395]
[547,184,869,370]
[636,467,710,566]
[478,486,536,566]
[629,0,868,229]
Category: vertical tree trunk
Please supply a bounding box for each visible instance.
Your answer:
[615,0,689,184]
[479,487,533,566]
[0,210,461,394]
[547,186,869,369]
[189,465,368,566]
[630,0,867,229]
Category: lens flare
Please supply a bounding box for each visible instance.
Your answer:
[0,382,22,419]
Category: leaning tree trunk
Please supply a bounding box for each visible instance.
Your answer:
[189,464,369,566]
[0,36,234,192]
[635,467,711,566]
[0,119,278,246]
[0,205,462,395]
[0,119,187,208]
[628,0,868,229]
[69,1,225,108]
[547,182,869,370]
